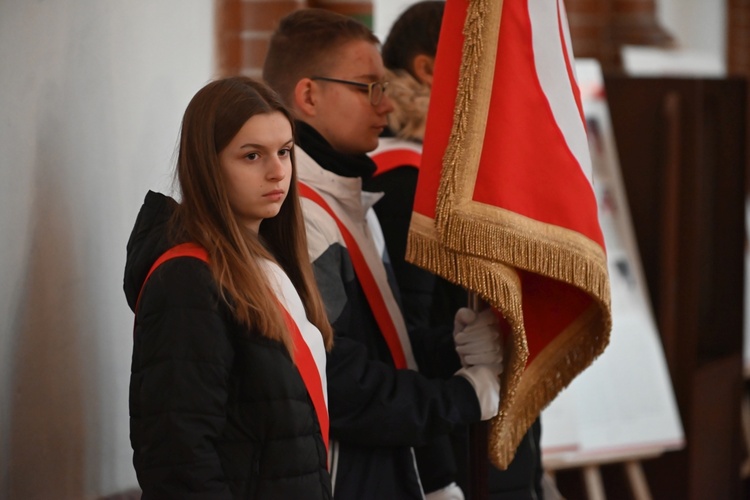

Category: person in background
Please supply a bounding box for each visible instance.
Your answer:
[366,2,547,499]
[123,77,333,499]
[263,8,503,500]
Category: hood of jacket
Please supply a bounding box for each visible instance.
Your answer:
[384,69,431,143]
[123,190,180,312]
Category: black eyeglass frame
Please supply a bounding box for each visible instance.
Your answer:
[310,76,389,106]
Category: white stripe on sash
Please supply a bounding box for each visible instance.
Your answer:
[260,259,328,406]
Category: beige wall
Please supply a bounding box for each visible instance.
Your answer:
[0,1,213,498]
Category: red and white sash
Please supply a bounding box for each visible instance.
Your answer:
[369,137,423,177]
[135,243,329,454]
[298,182,417,371]
[259,258,329,452]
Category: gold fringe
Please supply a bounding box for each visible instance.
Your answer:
[489,305,608,468]
[436,0,491,210]
[408,225,611,469]
[407,226,528,458]
[444,213,611,312]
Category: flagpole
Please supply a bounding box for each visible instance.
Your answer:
[467,291,489,500]
[469,423,489,499]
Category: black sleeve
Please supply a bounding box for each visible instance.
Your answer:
[326,334,480,448]
[307,239,481,448]
[130,258,234,500]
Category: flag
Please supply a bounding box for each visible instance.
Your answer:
[406,0,612,469]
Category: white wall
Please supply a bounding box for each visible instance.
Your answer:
[658,0,726,55]
[0,1,213,498]
[374,0,417,43]
[625,0,727,75]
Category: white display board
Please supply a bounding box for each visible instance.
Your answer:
[541,60,685,468]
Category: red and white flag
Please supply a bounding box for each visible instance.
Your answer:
[407,0,612,468]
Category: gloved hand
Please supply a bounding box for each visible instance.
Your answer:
[425,481,465,500]
[453,307,504,369]
[456,363,501,420]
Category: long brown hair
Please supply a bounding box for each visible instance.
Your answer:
[173,76,333,355]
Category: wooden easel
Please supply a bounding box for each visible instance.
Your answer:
[740,366,750,479]
[545,449,662,500]
[580,461,651,500]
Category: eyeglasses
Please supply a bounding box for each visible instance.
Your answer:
[311,76,389,106]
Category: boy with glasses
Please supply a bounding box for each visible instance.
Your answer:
[264,8,503,500]
[310,76,390,106]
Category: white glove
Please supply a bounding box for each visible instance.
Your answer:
[453,307,504,369]
[425,481,465,500]
[456,364,501,420]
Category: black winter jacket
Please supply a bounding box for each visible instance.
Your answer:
[123,191,332,500]
[296,123,483,500]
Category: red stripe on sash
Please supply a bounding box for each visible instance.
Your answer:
[277,300,330,453]
[135,242,329,455]
[135,242,209,313]
[298,182,408,369]
[371,148,422,177]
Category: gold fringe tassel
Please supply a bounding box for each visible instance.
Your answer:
[408,227,610,468]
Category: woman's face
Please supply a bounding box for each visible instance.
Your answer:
[218,111,293,233]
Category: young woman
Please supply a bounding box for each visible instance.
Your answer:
[123,77,333,499]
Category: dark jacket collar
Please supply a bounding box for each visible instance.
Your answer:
[123,191,179,311]
[295,120,377,180]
